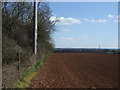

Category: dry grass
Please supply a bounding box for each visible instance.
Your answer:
[16,55,49,88]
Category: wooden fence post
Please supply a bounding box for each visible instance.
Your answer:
[17,52,20,72]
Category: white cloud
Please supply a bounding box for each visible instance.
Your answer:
[79,35,88,40]
[98,19,107,23]
[114,19,120,23]
[114,17,120,23]
[51,16,108,25]
[50,16,57,21]
[114,15,120,23]
[84,18,107,23]
[62,29,71,32]
[58,17,81,25]
[50,16,81,25]
[114,19,118,22]
[84,18,96,23]
[59,37,74,41]
[108,14,114,18]
[116,15,120,19]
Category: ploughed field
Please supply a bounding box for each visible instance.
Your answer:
[31,53,118,88]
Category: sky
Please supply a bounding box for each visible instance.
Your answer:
[49,2,118,49]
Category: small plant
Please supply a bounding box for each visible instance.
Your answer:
[16,55,49,88]
[33,55,49,72]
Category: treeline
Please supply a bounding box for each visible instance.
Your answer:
[54,48,118,54]
[2,2,57,88]
[2,2,57,65]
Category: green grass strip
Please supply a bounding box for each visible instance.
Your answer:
[16,55,49,88]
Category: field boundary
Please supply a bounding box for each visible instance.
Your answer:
[54,48,118,54]
[16,55,50,88]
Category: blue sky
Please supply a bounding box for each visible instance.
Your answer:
[49,2,118,49]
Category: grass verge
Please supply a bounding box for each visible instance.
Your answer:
[16,55,49,88]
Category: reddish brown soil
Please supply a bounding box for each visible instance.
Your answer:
[31,53,118,88]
